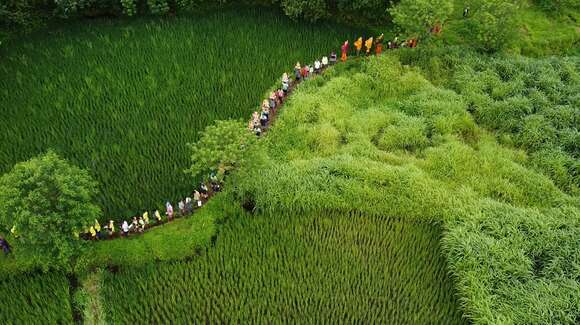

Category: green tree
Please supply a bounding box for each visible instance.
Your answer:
[464,0,521,52]
[186,119,257,180]
[389,0,454,36]
[0,150,101,271]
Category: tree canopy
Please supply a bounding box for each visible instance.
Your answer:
[0,150,101,270]
[389,0,454,36]
[187,119,257,181]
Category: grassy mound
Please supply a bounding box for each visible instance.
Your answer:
[101,211,465,323]
[0,8,362,217]
[231,54,579,323]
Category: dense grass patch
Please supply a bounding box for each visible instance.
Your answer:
[231,54,579,324]
[102,211,466,323]
[0,8,363,217]
[0,271,73,324]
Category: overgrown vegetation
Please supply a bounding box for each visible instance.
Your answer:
[101,211,465,323]
[0,8,363,218]
[229,55,579,324]
[0,150,101,271]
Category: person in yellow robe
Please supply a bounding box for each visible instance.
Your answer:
[365,37,373,55]
[354,37,363,56]
[143,211,149,225]
[89,226,96,239]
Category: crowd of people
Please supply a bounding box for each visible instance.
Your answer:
[247,33,418,136]
[83,176,221,240]
[0,33,422,251]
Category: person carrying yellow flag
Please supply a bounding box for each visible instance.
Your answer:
[354,37,363,56]
[365,37,374,55]
[89,226,96,239]
[94,219,101,239]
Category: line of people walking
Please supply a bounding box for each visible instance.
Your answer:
[248,33,418,136]
[0,32,424,250]
[83,176,221,240]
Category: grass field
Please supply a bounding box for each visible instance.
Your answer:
[0,271,73,324]
[0,8,363,218]
[101,211,466,324]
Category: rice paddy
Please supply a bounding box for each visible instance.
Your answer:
[101,211,466,324]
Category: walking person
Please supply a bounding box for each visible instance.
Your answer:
[200,182,209,199]
[330,51,337,65]
[375,34,384,55]
[365,37,373,55]
[106,220,115,237]
[269,92,277,114]
[122,220,130,237]
[138,217,145,233]
[178,200,186,216]
[314,59,321,74]
[276,88,284,104]
[341,41,349,62]
[301,64,309,80]
[155,210,162,223]
[321,56,328,68]
[185,197,193,214]
[294,62,302,81]
[193,190,202,208]
[166,202,174,221]
[0,236,11,255]
[143,211,149,225]
[354,37,363,56]
[94,219,101,239]
[463,6,470,18]
[282,72,290,93]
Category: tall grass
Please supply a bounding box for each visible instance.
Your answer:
[101,211,466,324]
[0,8,364,218]
[0,271,73,324]
[231,54,580,324]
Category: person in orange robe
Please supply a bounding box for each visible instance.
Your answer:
[341,40,349,62]
[375,33,384,55]
[354,37,363,56]
[365,37,373,55]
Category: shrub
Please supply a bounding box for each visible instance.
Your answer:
[389,0,454,37]
[0,151,101,271]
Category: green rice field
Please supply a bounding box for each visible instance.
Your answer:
[0,8,363,218]
[0,272,73,324]
[102,211,466,324]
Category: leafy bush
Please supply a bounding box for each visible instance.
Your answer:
[0,151,101,271]
[186,119,257,180]
[462,0,522,52]
[389,0,454,36]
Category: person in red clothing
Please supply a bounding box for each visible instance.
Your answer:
[301,65,309,80]
[341,40,349,62]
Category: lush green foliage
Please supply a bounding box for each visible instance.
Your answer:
[230,54,579,324]
[0,9,363,218]
[186,119,257,180]
[0,151,101,271]
[444,201,580,324]
[0,271,73,324]
[534,0,580,13]
[452,55,579,195]
[389,0,453,36]
[101,211,465,323]
[461,0,521,52]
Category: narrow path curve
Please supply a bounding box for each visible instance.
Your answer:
[84,37,418,243]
